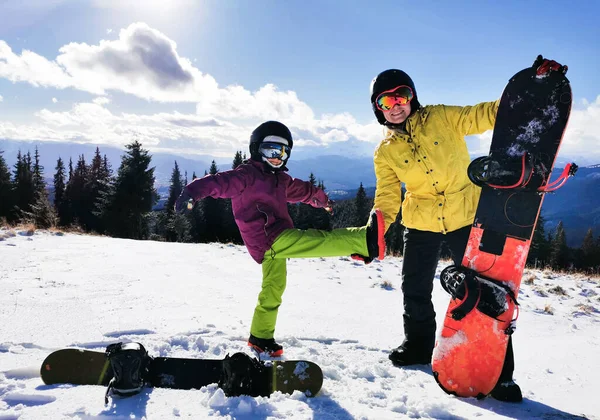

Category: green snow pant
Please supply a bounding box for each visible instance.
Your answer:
[250,227,369,339]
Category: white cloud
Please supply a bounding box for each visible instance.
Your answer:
[0,22,396,154]
[0,97,379,158]
[196,83,315,124]
[0,94,3,102]
[560,96,600,161]
[0,41,74,89]
[0,23,219,101]
[0,22,346,131]
[468,96,600,165]
[321,129,349,143]
[93,97,111,106]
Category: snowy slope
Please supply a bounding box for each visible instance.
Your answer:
[0,229,597,419]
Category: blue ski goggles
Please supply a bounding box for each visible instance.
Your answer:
[259,142,291,160]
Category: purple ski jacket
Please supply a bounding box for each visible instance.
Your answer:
[184,160,329,264]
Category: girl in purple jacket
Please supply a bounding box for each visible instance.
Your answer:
[175,121,384,356]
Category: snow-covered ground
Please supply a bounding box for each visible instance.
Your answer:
[0,228,598,419]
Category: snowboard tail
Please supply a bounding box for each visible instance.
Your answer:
[432,57,572,398]
[41,348,323,398]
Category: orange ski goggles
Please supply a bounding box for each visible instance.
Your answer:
[375,85,414,111]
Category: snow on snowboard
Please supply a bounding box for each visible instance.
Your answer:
[432,56,574,398]
[41,344,323,400]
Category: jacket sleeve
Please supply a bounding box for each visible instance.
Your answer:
[443,100,500,136]
[373,146,402,232]
[286,177,329,208]
[184,167,248,200]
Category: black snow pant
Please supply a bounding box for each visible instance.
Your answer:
[401,225,515,381]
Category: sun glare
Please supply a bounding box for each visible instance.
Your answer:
[96,0,197,24]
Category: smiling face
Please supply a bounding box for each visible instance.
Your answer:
[383,102,412,125]
[266,157,283,167]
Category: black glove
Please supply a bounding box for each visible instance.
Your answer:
[174,189,194,214]
[351,254,373,265]
[532,55,567,76]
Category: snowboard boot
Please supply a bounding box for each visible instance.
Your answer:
[104,342,152,403]
[219,352,269,397]
[366,208,386,261]
[247,334,284,357]
[389,341,433,367]
[490,380,523,403]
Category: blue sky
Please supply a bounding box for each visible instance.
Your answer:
[0,0,599,163]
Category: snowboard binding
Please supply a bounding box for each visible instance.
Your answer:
[467,153,577,193]
[104,342,153,404]
[219,352,270,397]
[440,265,519,331]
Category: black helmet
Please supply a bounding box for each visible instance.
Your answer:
[249,121,293,169]
[370,69,421,126]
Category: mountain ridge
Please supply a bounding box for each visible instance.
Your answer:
[2,139,598,246]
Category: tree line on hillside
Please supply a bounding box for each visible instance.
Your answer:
[1,143,600,274]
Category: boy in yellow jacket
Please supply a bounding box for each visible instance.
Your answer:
[366,69,521,402]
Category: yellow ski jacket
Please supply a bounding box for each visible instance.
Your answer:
[373,101,499,234]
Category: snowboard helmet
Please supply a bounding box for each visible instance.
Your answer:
[249,121,293,170]
[370,69,421,127]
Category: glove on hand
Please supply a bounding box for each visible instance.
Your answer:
[312,197,335,215]
[324,199,335,215]
[351,254,373,265]
[532,55,567,76]
[174,189,194,214]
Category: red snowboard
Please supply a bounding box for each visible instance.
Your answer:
[432,57,573,398]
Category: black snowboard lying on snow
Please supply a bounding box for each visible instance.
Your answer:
[40,343,323,400]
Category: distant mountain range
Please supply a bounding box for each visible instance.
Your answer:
[1,139,598,247]
[0,139,375,190]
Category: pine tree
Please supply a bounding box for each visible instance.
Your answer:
[164,161,185,242]
[12,151,35,221]
[294,173,330,230]
[102,155,112,180]
[354,183,369,226]
[166,212,191,243]
[232,151,244,169]
[166,161,184,214]
[32,146,45,196]
[53,157,69,226]
[549,221,569,270]
[579,228,597,271]
[53,158,66,210]
[98,141,157,239]
[527,214,551,268]
[0,150,14,223]
[199,160,223,242]
[27,189,57,229]
[30,147,56,228]
[187,171,204,241]
[80,148,108,232]
[88,150,113,233]
[0,151,13,218]
[66,155,88,228]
